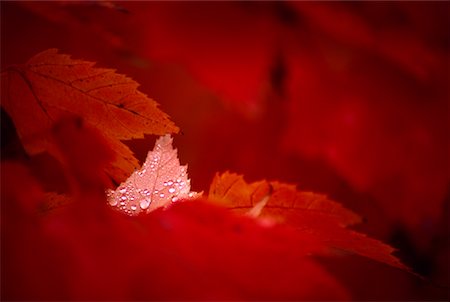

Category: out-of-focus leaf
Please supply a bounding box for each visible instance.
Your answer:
[39,192,72,214]
[282,2,449,242]
[1,162,349,300]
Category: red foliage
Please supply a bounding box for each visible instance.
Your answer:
[1,48,178,183]
[209,172,409,272]
[2,162,349,300]
[1,1,448,301]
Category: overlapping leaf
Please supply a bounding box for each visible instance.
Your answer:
[106,134,198,215]
[209,172,410,271]
[1,161,349,301]
[1,49,179,183]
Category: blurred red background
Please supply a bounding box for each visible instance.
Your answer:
[1,1,449,300]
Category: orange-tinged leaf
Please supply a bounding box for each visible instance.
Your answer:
[1,49,179,183]
[208,171,270,211]
[267,182,362,227]
[209,171,410,271]
[107,135,198,215]
[209,171,362,226]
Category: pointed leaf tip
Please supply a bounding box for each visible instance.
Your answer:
[208,172,410,272]
[107,135,198,215]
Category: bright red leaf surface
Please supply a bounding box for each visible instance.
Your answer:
[1,1,448,301]
[1,51,352,301]
[2,162,349,301]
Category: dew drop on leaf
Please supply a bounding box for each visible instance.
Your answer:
[106,135,198,215]
[140,199,150,210]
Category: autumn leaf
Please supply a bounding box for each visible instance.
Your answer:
[51,116,115,190]
[1,49,179,183]
[2,3,446,300]
[1,161,349,301]
[1,161,45,216]
[106,134,198,215]
[209,172,410,272]
[209,171,362,226]
[33,116,118,214]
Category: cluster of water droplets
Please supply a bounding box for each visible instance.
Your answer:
[106,135,197,216]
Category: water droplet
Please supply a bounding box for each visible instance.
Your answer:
[109,199,118,206]
[121,195,127,201]
[169,187,176,193]
[130,205,137,211]
[154,190,159,194]
[163,182,168,186]
[130,196,135,201]
[119,188,127,193]
[119,201,125,206]
[140,199,150,210]
[171,196,178,202]
[188,192,195,198]
[167,181,173,186]
[159,193,165,198]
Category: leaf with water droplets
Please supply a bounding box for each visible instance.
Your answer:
[107,135,198,215]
